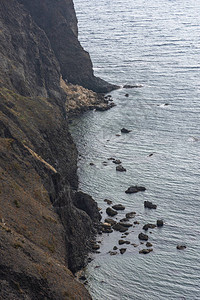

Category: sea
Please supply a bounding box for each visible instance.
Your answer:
[70,0,200,299]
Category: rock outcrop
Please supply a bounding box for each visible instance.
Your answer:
[0,0,111,298]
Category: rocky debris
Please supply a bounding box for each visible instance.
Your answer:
[113,159,122,165]
[121,128,131,133]
[157,220,164,227]
[116,165,126,172]
[120,248,127,254]
[112,223,128,232]
[144,201,157,209]
[112,204,125,211]
[126,212,136,219]
[104,199,113,205]
[143,224,156,231]
[132,244,139,247]
[119,240,126,245]
[139,249,153,254]
[138,233,149,241]
[146,242,153,247]
[125,186,146,194]
[177,245,187,250]
[106,207,118,217]
[104,218,117,226]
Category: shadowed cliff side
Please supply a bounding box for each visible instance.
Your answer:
[0,0,101,298]
[17,0,119,93]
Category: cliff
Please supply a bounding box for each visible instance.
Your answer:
[0,0,104,298]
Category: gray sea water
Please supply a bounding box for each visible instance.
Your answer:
[71,0,200,299]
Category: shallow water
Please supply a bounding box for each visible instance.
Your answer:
[71,0,200,299]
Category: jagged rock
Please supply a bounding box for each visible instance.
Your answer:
[125,186,146,194]
[118,240,126,245]
[102,227,113,234]
[112,204,125,210]
[113,159,122,165]
[116,165,126,172]
[144,201,157,209]
[120,248,127,254]
[177,245,186,250]
[106,207,118,217]
[138,233,149,241]
[113,246,118,250]
[157,220,164,227]
[104,218,117,226]
[139,249,153,254]
[143,224,156,231]
[126,212,136,219]
[146,242,153,247]
[121,128,131,133]
[104,199,113,205]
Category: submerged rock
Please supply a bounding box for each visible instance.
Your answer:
[144,201,157,209]
[157,220,164,227]
[125,186,146,194]
[121,128,131,133]
[146,242,153,247]
[126,212,136,219]
[112,223,128,232]
[106,207,118,217]
[177,245,187,250]
[120,248,127,254]
[143,224,156,231]
[112,204,125,210]
[104,199,113,205]
[138,233,148,241]
[113,159,122,165]
[116,165,126,172]
[139,249,153,254]
[104,218,117,226]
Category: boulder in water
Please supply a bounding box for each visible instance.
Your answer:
[144,201,157,209]
[125,186,146,194]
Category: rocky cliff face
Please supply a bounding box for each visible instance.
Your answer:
[17,0,118,93]
[0,0,103,298]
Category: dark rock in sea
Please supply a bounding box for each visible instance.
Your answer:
[109,251,118,256]
[144,201,157,209]
[112,204,125,211]
[177,245,187,250]
[102,227,113,234]
[79,275,87,281]
[146,242,153,247]
[124,232,129,236]
[134,221,140,225]
[104,199,113,205]
[112,223,128,232]
[92,244,100,250]
[119,240,126,245]
[120,218,129,222]
[125,94,129,97]
[132,244,139,247]
[143,224,156,231]
[90,162,95,166]
[104,218,117,226]
[113,159,122,165]
[106,207,118,217]
[102,161,108,166]
[120,248,127,254]
[139,249,153,254]
[113,246,118,250]
[138,233,149,241]
[157,220,164,227]
[101,222,112,229]
[123,84,143,89]
[116,134,121,137]
[126,212,136,219]
[108,157,115,161]
[116,165,126,172]
[121,128,131,133]
[119,222,132,228]
[125,186,146,194]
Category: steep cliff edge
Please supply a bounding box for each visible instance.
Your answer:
[0,0,102,298]
[17,0,119,93]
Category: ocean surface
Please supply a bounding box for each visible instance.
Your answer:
[71,0,200,299]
